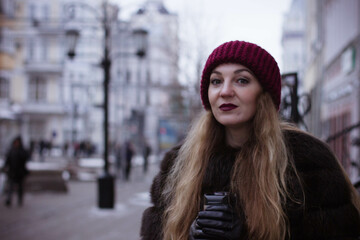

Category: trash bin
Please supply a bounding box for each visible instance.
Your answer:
[98,172,115,208]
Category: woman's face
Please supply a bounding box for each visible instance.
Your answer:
[208,63,263,130]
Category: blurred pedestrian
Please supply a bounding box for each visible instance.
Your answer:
[124,141,135,181]
[39,139,45,162]
[140,40,360,239]
[115,142,124,179]
[63,141,69,158]
[3,136,30,207]
[143,142,151,174]
[29,139,36,161]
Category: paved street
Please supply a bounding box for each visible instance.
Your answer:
[0,161,159,240]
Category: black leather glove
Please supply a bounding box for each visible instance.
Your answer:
[196,204,243,240]
[189,219,212,240]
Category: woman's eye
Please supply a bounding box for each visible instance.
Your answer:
[210,79,221,85]
[237,78,249,84]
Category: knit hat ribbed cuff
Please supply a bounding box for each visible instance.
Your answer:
[200,40,281,110]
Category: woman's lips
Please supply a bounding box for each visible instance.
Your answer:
[219,103,237,111]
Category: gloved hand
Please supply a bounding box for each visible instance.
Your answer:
[189,219,212,240]
[196,204,244,240]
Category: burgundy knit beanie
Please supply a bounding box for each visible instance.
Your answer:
[200,40,281,110]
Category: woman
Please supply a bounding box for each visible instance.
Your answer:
[140,40,360,239]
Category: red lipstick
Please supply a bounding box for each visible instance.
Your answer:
[219,103,237,111]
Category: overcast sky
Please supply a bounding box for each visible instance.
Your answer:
[112,0,291,73]
[167,0,291,69]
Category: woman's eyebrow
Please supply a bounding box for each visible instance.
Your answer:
[210,70,222,75]
[234,69,252,74]
[234,68,256,77]
[210,68,255,76]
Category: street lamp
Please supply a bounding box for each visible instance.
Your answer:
[65,29,79,59]
[65,1,148,209]
[133,28,148,58]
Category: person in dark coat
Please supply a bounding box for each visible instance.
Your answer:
[124,141,135,181]
[140,41,360,240]
[3,136,30,207]
[115,142,124,179]
[143,142,152,174]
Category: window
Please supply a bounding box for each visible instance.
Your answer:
[0,0,15,17]
[42,4,49,20]
[28,39,35,60]
[29,4,36,20]
[326,112,351,170]
[29,3,49,23]
[41,38,48,60]
[126,69,131,84]
[0,77,9,99]
[28,76,46,102]
[63,4,76,20]
[29,120,45,140]
[0,34,15,54]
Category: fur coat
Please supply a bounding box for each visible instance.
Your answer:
[140,129,360,239]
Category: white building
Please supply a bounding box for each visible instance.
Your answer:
[282,0,306,75]
[0,0,182,158]
[281,0,308,128]
[112,0,181,153]
[62,0,113,156]
[0,0,66,156]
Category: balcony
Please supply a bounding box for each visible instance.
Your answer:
[24,60,63,74]
[21,102,66,115]
[30,19,63,35]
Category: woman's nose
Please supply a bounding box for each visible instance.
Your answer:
[220,81,234,97]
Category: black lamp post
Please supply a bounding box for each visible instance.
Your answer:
[65,29,79,59]
[133,28,148,58]
[65,1,148,209]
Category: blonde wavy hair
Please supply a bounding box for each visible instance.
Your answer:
[162,93,293,240]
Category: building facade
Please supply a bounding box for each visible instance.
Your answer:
[282,0,306,75]
[320,0,360,179]
[112,0,181,154]
[0,0,182,159]
[0,0,66,157]
[299,0,360,180]
[0,0,21,154]
[62,0,113,157]
[281,0,308,128]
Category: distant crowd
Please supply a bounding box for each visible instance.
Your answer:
[28,139,97,161]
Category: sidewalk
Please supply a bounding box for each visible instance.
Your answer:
[0,161,160,240]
